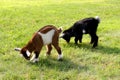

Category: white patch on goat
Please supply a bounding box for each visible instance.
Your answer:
[95,16,100,23]
[26,50,31,57]
[82,29,86,34]
[38,29,55,45]
[58,54,63,60]
[59,33,65,38]
[95,16,99,19]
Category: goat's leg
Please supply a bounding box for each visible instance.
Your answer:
[92,34,98,48]
[30,48,42,63]
[30,51,39,63]
[33,51,40,63]
[79,34,83,43]
[90,34,94,44]
[74,36,79,44]
[46,44,52,56]
[52,42,62,61]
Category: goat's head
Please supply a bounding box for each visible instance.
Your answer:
[60,30,71,43]
[14,48,31,60]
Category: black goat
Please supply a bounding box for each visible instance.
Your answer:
[61,16,100,48]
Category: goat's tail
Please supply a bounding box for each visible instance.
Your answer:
[95,16,100,23]
[58,27,63,33]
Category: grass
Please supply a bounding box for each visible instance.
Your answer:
[0,0,120,80]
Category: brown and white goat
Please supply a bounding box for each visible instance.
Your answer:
[15,25,63,63]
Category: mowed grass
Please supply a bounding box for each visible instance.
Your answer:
[0,0,120,80]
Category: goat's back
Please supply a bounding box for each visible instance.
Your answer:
[72,17,100,34]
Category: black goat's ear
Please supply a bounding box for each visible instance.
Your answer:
[14,48,21,51]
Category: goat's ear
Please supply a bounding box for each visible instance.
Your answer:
[58,27,63,33]
[14,48,21,51]
[59,33,64,38]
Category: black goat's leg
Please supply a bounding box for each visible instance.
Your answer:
[74,36,79,44]
[92,34,98,48]
[90,34,94,44]
[79,34,83,43]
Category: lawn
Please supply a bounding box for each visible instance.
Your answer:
[0,0,120,80]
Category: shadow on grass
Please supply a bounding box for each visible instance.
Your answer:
[64,42,92,49]
[92,45,120,54]
[65,43,120,54]
[27,43,119,72]
[28,57,88,72]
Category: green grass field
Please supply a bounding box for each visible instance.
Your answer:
[0,0,120,80]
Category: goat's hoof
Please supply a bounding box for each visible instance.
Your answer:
[75,42,78,44]
[30,58,39,63]
[90,42,93,44]
[92,46,97,49]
